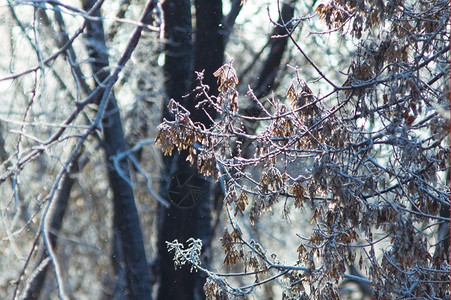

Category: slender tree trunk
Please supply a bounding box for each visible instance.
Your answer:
[82,0,152,298]
[254,0,296,99]
[236,0,296,160]
[223,0,243,45]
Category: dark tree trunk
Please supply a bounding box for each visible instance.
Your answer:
[161,0,193,115]
[223,0,243,45]
[157,1,223,299]
[82,0,152,298]
[254,0,296,99]
[158,1,195,299]
[236,0,296,161]
[191,0,225,122]
[192,0,224,292]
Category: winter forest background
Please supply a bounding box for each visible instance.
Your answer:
[0,0,449,299]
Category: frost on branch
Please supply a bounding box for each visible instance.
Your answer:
[166,238,203,272]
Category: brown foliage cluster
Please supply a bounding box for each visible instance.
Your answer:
[157,59,449,299]
[156,1,450,299]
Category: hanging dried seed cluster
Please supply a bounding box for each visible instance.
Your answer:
[156,1,450,294]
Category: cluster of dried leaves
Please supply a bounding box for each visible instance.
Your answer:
[156,1,449,299]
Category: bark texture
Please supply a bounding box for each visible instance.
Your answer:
[158,1,224,299]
